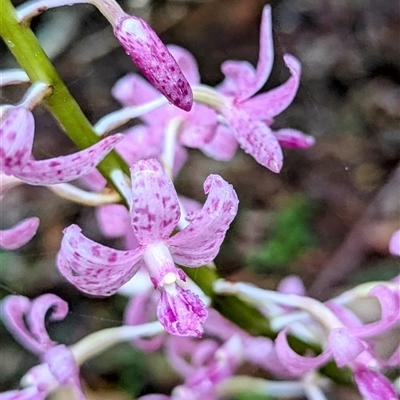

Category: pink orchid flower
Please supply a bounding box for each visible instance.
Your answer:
[58,158,238,337]
[275,284,400,400]
[0,106,122,185]
[1,294,85,400]
[203,5,314,171]
[389,229,400,256]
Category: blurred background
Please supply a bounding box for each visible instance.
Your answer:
[1,0,399,398]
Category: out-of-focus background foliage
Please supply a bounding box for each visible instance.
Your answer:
[1,0,399,398]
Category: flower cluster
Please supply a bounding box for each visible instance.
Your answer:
[1,1,398,400]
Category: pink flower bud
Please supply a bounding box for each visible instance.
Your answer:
[114,16,193,112]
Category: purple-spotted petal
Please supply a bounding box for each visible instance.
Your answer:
[235,5,274,101]
[57,224,145,296]
[0,217,39,250]
[242,54,301,120]
[157,284,207,337]
[275,329,331,375]
[1,294,68,355]
[43,345,85,400]
[167,174,238,267]
[328,328,367,367]
[389,230,400,256]
[273,128,315,149]
[130,159,180,244]
[0,106,34,174]
[114,15,193,112]
[201,125,239,161]
[354,365,398,400]
[15,134,123,185]
[223,106,283,172]
[168,45,200,85]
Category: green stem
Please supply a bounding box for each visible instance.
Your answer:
[0,0,352,386]
[0,0,130,194]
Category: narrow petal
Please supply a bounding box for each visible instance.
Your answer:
[111,74,166,126]
[157,284,207,337]
[219,61,256,97]
[236,5,274,101]
[130,159,180,244]
[242,54,301,120]
[167,174,238,267]
[0,106,34,174]
[223,106,283,172]
[273,128,315,149]
[0,387,44,400]
[15,135,123,185]
[114,16,193,111]
[44,345,85,400]
[1,294,67,355]
[354,366,398,400]
[201,125,239,161]
[168,45,200,85]
[351,285,400,338]
[389,229,400,256]
[57,224,145,296]
[0,217,39,250]
[275,329,331,375]
[328,328,367,367]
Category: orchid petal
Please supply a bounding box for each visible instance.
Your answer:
[351,285,400,338]
[57,224,145,296]
[0,217,39,250]
[179,105,218,148]
[130,159,180,244]
[1,294,67,355]
[201,125,239,161]
[124,292,165,352]
[235,5,274,101]
[15,134,123,185]
[167,174,238,267]
[273,128,315,149]
[157,284,207,337]
[328,328,367,367]
[354,365,398,400]
[111,74,166,126]
[219,61,256,96]
[275,329,331,375]
[223,106,283,172]
[0,106,34,174]
[242,54,301,120]
[114,16,193,111]
[168,45,200,85]
[43,345,85,400]
[277,275,306,295]
[0,387,45,400]
[389,229,400,256]
[96,204,130,238]
[117,125,164,165]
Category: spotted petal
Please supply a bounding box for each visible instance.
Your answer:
[57,224,145,296]
[0,217,39,250]
[168,45,200,85]
[167,174,238,267]
[223,106,283,172]
[130,159,181,244]
[0,106,34,174]
[15,135,123,185]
